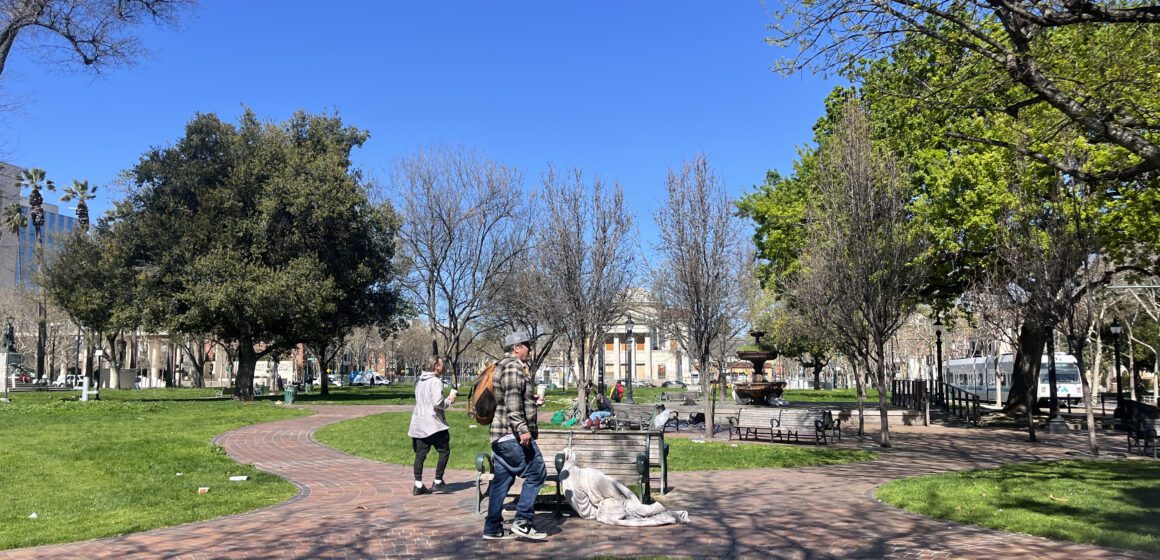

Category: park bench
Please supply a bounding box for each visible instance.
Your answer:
[660,391,698,405]
[771,408,835,445]
[218,387,236,398]
[727,408,838,445]
[1127,417,1158,459]
[7,381,75,393]
[726,407,781,441]
[475,428,669,515]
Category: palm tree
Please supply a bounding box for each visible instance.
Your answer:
[60,180,97,232]
[13,168,55,381]
[2,203,26,236]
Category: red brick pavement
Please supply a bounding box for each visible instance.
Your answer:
[1,405,1154,560]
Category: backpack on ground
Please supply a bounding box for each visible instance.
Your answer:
[467,362,498,425]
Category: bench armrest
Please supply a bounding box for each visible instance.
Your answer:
[554,452,566,473]
[770,417,781,428]
[475,452,491,474]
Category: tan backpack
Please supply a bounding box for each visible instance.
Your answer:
[467,362,498,425]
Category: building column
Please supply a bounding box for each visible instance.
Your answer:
[644,335,654,385]
[614,335,623,381]
[146,338,158,388]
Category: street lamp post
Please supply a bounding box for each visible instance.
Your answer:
[1111,319,1124,424]
[624,316,635,404]
[598,330,606,396]
[933,316,944,406]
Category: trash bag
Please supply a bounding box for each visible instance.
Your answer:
[551,410,567,424]
[563,417,580,427]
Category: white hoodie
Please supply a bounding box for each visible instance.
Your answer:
[408,370,452,438]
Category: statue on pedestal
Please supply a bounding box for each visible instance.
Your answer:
[3,317,15,353]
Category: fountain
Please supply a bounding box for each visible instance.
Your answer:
[733,331,786,405]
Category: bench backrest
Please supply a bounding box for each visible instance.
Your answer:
[735,408,782,427]
[536,429,665,492]
[775,408,825,427]
[734,407,827,430]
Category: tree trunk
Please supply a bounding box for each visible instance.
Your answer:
[36,232,46,381]
[853,361,865,437]
[1007,321,1046,413]
[1071,336,1099,456]
[702,358,714,441]
[811,361,823,390]
[234,341,257,401]
[576,349,589,416]
[873,344,892,448]
[319,343,331,397]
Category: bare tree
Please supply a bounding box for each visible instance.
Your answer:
[1125,284,1160,402]
[0,0,191,74]
[0,0,192,120]
[709,240,757,399]
[389,320,436,379]
[532,166,637,412]
[392,146,530,386]
[784,100,925,448]
[481,258,562,379]
[652,154,746,440]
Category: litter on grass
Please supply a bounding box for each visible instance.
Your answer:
[229,475,249,481]
[198,487,210,494]
[27,513,37,519]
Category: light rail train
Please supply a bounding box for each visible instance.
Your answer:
[943,353,1084,405]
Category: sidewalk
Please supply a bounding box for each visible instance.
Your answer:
[0,405,1152,560]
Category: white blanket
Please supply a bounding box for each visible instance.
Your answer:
[559,448,689,526]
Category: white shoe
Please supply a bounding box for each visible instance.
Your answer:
[511,519,547,540]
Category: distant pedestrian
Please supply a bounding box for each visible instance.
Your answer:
[408,355,456,495]
[611,380,625,403]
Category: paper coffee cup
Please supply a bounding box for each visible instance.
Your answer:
[536,384,547,399]
[449,389,458,398]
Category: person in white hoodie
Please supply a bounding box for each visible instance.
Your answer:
[408,355,456,495]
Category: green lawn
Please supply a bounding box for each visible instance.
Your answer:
[876,460,1160,553]
[314,410,877,471]
[0,390,310,550]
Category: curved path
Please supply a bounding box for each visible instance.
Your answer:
[1,405,1153,560]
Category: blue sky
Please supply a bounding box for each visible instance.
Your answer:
[1,1,836,248]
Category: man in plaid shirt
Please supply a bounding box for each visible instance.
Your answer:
[482,331,548,541]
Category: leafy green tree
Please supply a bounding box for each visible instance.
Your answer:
[108,109,405,400]
[43,224,137,380]
[768,1,1160,180]
[783,99,926,448]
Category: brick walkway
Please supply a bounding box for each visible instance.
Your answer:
[1,405,1154,560]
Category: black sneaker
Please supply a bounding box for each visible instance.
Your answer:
[412,484,431,496]
[432,481,447,492]
[511,519,547,540]
[482,530,516,540]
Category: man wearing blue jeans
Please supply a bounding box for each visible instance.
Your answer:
[483,331,548,541]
